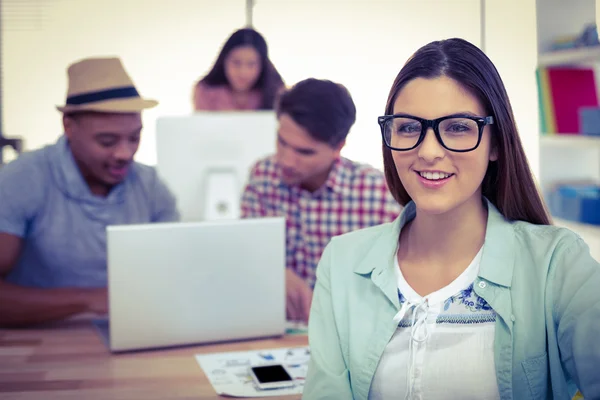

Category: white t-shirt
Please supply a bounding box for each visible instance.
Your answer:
[369,247,500,400]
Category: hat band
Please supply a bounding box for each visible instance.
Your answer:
[66,86,140,105]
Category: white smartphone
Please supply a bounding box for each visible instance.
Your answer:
[248,364,296,390]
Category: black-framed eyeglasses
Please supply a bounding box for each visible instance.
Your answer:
[378,114,495,152]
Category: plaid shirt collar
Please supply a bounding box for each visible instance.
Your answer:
[276,157,346,196]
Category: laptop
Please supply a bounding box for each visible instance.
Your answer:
[100,217,286,352]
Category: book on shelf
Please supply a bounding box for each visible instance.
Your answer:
[537,66,599,135]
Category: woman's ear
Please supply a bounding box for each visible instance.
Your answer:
[489,145,498,162]
[488,132,499,161]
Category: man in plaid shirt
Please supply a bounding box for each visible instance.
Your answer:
[241,79,401,322]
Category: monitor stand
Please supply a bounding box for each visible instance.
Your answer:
[202,168,240,221]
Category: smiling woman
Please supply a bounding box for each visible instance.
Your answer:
[303,38,600,400]
[385,76,499,217]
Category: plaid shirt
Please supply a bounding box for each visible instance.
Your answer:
[241,155,402,288]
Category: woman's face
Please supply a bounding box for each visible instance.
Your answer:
[390,76,497,216]
[224,45,262,92]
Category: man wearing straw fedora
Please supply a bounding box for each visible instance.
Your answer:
[0,57,179,327]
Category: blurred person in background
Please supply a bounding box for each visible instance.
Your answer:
[0,57,179,327]
[193,28,285,111]
[241,78,401,323]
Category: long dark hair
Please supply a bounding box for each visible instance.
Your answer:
[383,38,550,225]
[199,28,284,110]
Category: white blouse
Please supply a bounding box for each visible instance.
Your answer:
[369,248,500,400]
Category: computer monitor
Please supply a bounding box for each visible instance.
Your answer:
[155,112,277,221]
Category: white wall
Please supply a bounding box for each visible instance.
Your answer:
[2,0,539,175]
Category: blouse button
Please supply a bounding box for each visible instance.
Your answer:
[478,281,487,289]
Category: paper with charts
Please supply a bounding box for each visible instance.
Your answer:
[195,346,310,397]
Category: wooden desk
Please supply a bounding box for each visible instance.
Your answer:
[0,320,308,399]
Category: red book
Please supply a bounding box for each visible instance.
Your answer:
[547,67,598,134]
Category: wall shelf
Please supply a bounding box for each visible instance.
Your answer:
[538,46,600,67]
[554,217,600,237]
[540,135,600,148]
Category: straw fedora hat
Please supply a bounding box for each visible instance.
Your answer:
[56,57,158,113]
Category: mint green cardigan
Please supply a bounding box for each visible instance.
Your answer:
[304,200,600,399]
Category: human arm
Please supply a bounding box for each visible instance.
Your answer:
[303,243,353,399]
[0,233,107,327]
[192,82,214,111]
[0,161,107,327]
[553,237,600,397]
[286,268,312,323]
